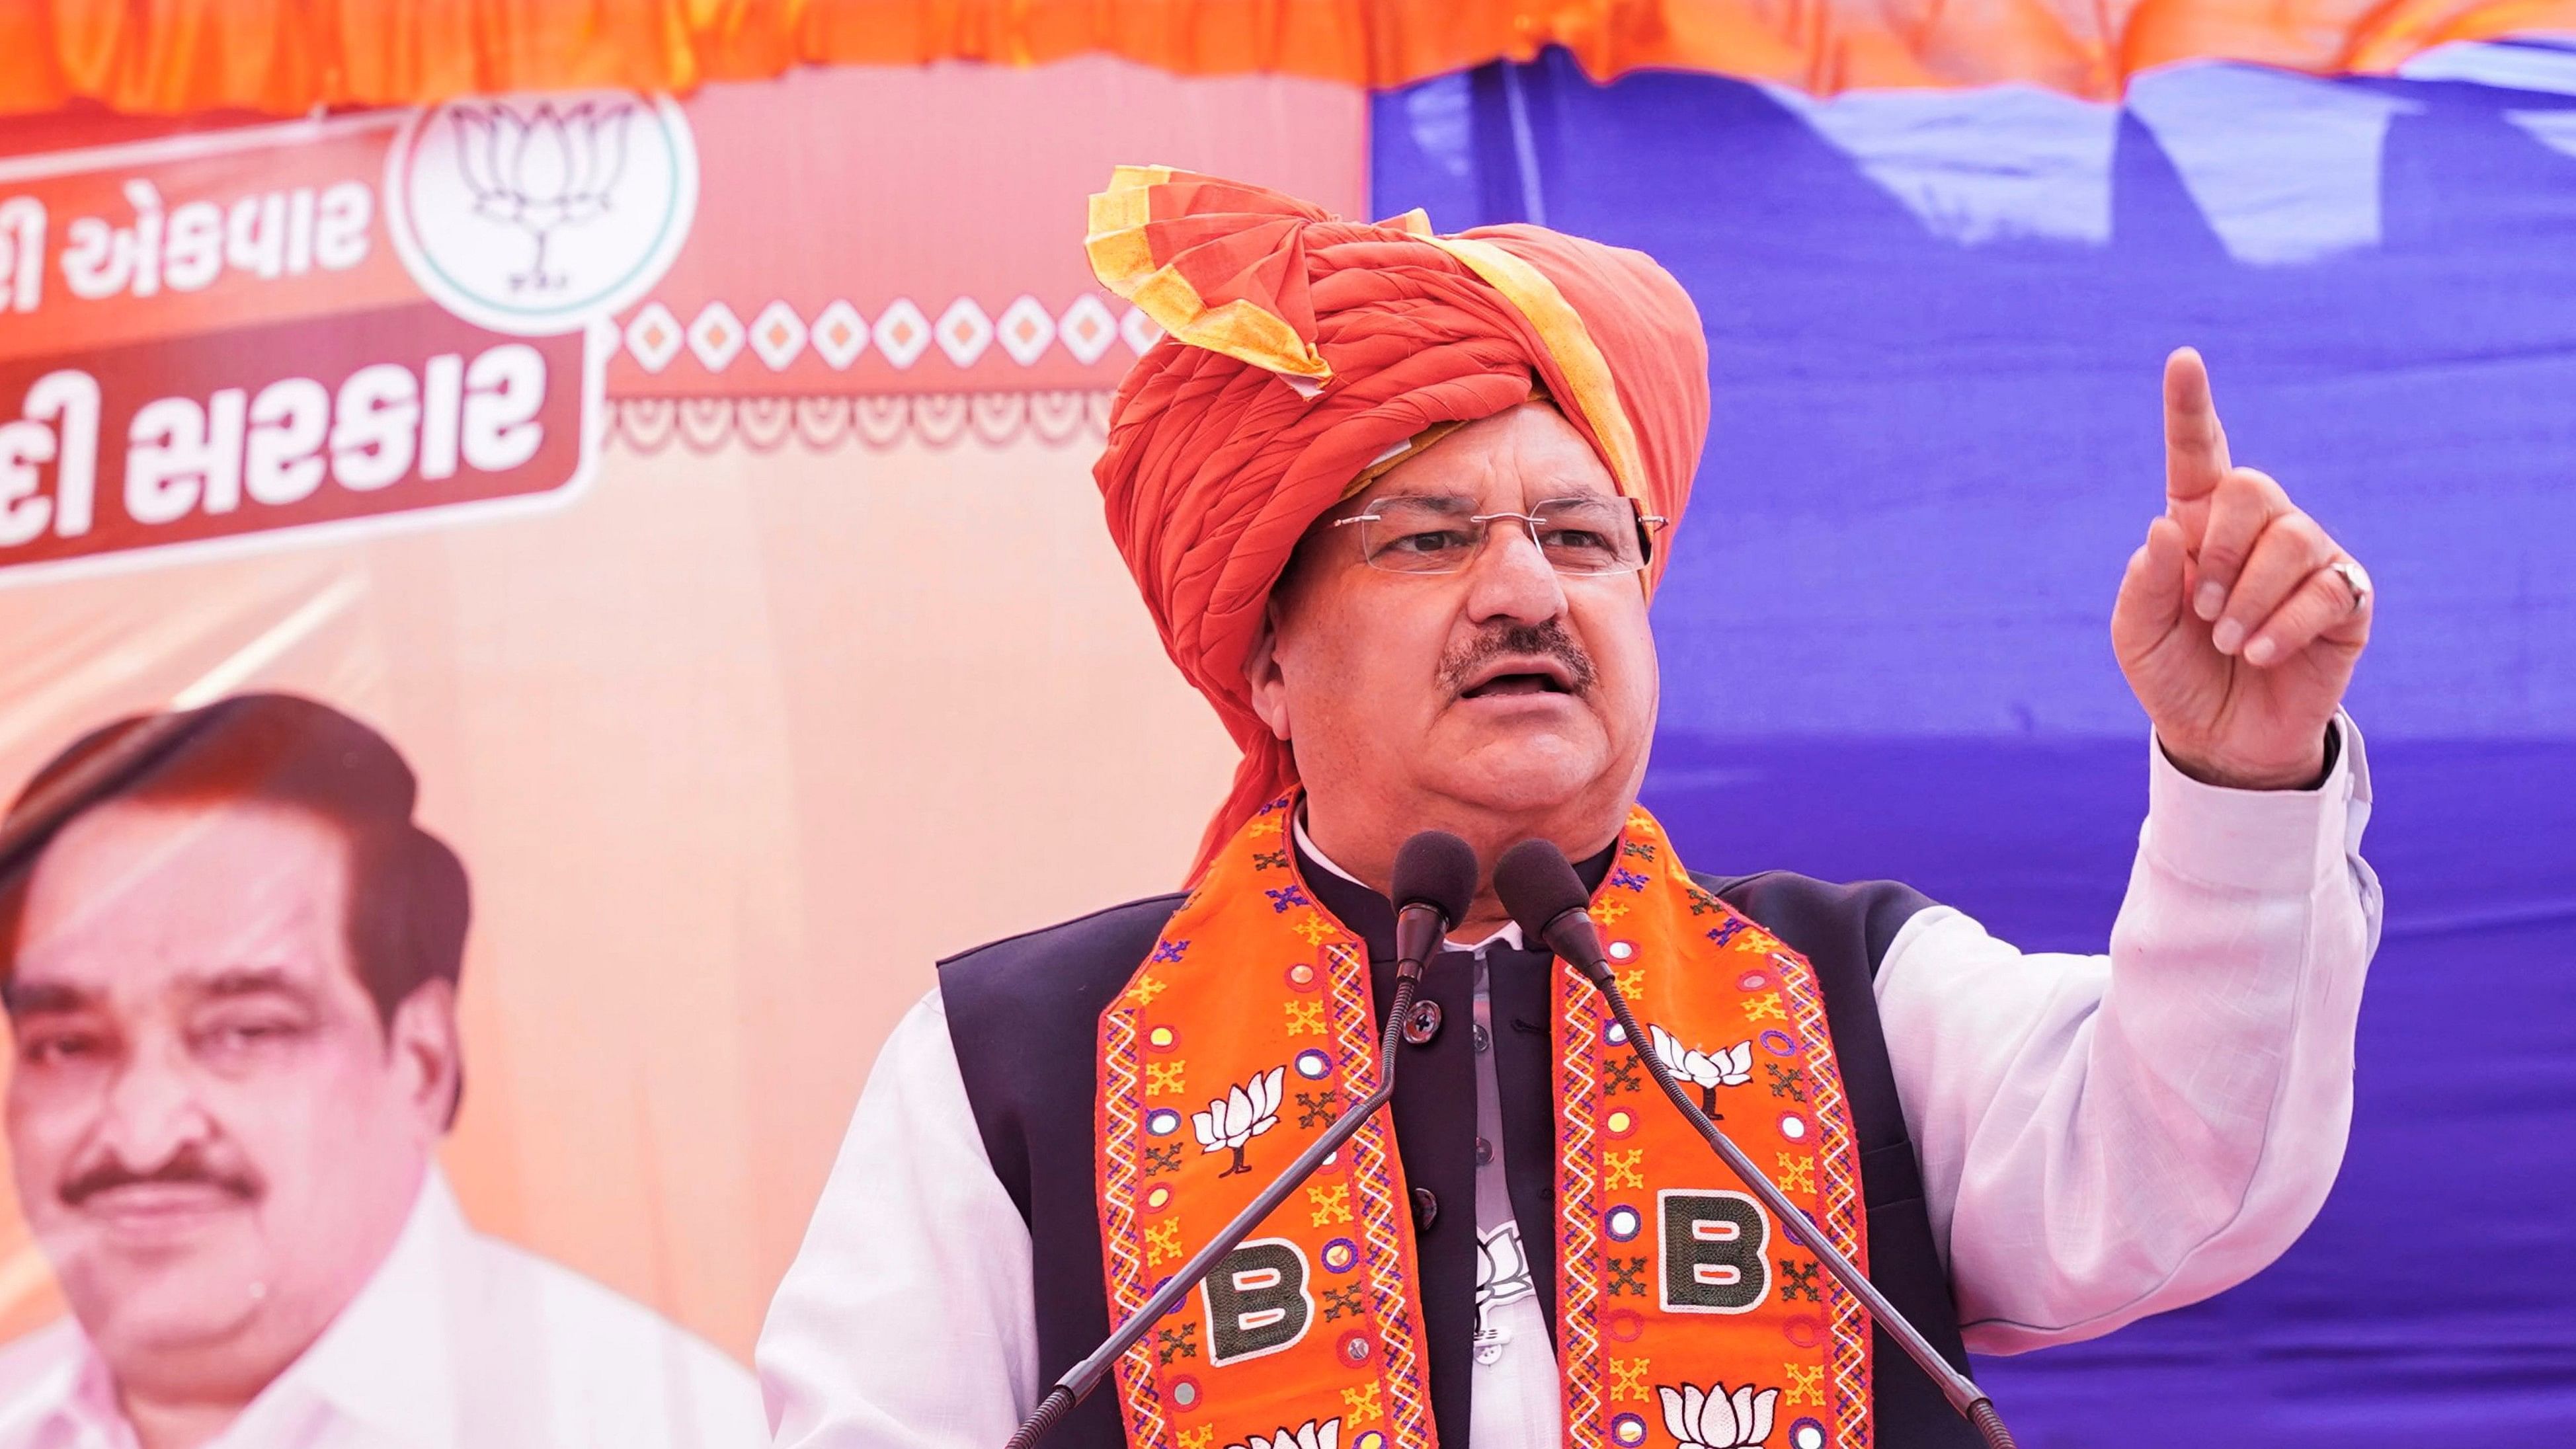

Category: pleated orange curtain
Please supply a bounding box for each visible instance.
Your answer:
[1,0,2573,113]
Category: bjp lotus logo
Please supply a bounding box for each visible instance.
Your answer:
[385,89,697,336]
[1648,1023,1753,1116]
[447,99,636,293]
[1658,1381,1781,1449]
[1192,1066,1285,1177]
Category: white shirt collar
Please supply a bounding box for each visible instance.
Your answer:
[24,1165,472,1449]
[1292,814,1525,953]
[280,1164,471,1446]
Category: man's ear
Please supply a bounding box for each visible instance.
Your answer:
[1244,600,1293,744]
[385,979,463,1136]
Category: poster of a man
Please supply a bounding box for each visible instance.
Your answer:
[0,693,763,1449]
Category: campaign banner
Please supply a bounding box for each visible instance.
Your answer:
[0,307,591,580]
[0,60,1364,1440]
[0,96,695,580]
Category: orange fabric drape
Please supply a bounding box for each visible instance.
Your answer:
[1,0,2572,115]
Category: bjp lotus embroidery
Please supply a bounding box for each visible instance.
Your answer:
[1658,1381,1781,1449]
[1225,1418,1342,1449]
[1194,1066,1285,1177]
[1648,1024,1753,1116]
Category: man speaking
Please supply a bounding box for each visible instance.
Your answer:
[760,171,2380,1449]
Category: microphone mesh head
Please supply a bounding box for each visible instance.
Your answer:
[1391,830,1479,926]
[1493,839,1590,941]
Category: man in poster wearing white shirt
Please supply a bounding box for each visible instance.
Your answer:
[0,693,764,1449]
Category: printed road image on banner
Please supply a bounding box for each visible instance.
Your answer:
[0,58,1365,1448]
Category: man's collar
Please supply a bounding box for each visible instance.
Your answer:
[21,1166,465,1449]
[280,1164,471,1448]
[0,1321,105,1446]
[1289,810,1617,959]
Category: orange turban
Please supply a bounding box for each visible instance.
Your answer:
[1087,168,1710,879]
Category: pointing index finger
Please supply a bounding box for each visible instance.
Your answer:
[2163,346,2230,512]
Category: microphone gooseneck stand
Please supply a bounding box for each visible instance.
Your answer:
[1493,840,2020,1449]
[1002,829,1481,1449]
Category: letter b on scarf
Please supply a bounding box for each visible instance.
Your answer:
[1658,1189,1771,1312]
[1201,1238,1314,1362]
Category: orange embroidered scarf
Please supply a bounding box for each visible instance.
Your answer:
[1095,797,1874,1449]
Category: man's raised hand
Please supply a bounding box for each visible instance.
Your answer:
[2111,348,2372,790]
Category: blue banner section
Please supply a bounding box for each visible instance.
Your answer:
[1379,45,2576,740]
[1376,44,2576,1444]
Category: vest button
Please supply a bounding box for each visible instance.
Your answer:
[1403,999,1442,1046]
[1411,1187,1439,1232]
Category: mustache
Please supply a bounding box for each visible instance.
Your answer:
[60,1144,262,1210]
[1438,620,1599,696]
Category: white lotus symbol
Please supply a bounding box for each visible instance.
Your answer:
[1659,1382,1779,1449]
[1225,1419,1339,1449]
[1477,1222,1531,1294]
[1192,1066,1284,1177]
[1474,1223,1536,1340]
[1649,1024,1753,1116]
[449,98,637,292]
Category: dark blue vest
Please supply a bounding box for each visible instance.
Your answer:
[939,858,1979,1448]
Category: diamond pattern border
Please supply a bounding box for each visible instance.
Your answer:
[686,301,745,372]
[624,302,683,373]
[620,294,1160,375]
[811,300,869,369]
[748,300,807,372]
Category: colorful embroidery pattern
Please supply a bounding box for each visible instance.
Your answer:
[1775,947,1871,1449]
[1098,798,1870,1449]
[1099,1003,1174,1449]
[1098,798,1433,1449]
[1559,974,1611,1445]
[1556,808,1872,1449]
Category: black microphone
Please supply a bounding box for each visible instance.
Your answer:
[1003,829,1480,1449]
[1393,828,1479,985]
[1493,840,2021,1449]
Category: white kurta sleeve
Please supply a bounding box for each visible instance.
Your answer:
[1873,715,2381,1356]
[758,989,1040,1448]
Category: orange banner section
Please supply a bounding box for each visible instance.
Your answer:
[0,63,1357,1385]
[601,61,1341,399]
[0,115,415,360]
[0,58,1363,586]
[0,110,620,583]
[2,0,2574,109]
[0,305,590,580]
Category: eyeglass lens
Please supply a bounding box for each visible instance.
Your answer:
[1353,495,1646,575]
